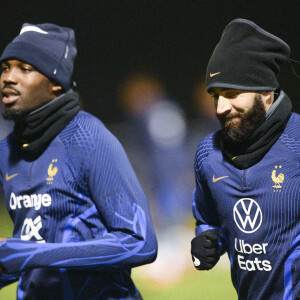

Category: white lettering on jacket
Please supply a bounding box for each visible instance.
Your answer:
[235,238,272,272]
[9,192,52,210]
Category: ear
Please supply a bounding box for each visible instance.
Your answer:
[51,84,63,97]
[262,91,274,111]
[52,85,63,93]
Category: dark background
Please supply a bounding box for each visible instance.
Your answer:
[1,0,300,123]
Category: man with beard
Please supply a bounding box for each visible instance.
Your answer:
[190,19,300,299]
[0,23,157,299]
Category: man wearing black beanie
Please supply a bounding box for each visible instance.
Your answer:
[191,19,299,299]
[0,23,157,299]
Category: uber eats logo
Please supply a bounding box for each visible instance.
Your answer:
[233,198,272,272]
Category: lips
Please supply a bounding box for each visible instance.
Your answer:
[227,116,240,122]
[1,88,20,104]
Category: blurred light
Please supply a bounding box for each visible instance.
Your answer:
[147,101,186,148]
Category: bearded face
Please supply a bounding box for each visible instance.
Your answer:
[217,94,266,152]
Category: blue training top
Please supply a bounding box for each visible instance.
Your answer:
[0,111,157,299]
[193,111,300,300]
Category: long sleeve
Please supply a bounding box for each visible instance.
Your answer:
[0,118,157,275]
[0,273,19,289]
[192,135,227,255]
[193,172,220,236]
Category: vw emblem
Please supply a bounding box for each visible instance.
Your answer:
[233,198,262,233]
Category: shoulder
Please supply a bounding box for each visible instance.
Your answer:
[58,111,124,155]
[282,112,300,139]
[63,110,107,134]
[0,133,14,156]
[0,133,15,175]
[194,131,221,173]
[0,135,9,150]
[0,136,9,167]
[279,113,300,155]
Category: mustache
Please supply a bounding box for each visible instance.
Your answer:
[216,112,242,122]
[1,84,20,96]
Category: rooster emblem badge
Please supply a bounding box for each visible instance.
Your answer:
[46,159,58,184]
[271,165,284,189]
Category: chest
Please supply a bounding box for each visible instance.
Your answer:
[1,143,92,242]
[204,150,300,242]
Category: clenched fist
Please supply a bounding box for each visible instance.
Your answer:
[191,230,220,270]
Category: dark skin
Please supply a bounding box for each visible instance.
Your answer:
[1,59,62,121]
[0,59,63,272]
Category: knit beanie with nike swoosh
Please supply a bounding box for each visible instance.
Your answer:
[205,18,290,93]
[0,23,77,92]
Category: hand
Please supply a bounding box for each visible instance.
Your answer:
[191,230,220,270]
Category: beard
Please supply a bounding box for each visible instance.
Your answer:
[1,104,31,122]
[218,94,266,153]
[0,84,29,122]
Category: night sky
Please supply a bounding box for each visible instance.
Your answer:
[1,0,300,122]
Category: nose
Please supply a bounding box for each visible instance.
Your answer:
[216,96,232,115]
[1,68,18,85]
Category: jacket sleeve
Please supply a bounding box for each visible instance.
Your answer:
[0,161,19,287]
[0,273,19,289]
[193,171,220,235]
[0,126,158,274]
[192,163,226,255]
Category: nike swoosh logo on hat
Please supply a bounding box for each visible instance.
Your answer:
[210,72,221,77]
[20,25,48,35]
[212,175,229,183]
[5,173,19,181]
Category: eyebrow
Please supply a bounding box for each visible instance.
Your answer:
[210,88,231,95]
[220,88,235,92]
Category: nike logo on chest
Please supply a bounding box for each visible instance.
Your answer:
[212,175,229,183]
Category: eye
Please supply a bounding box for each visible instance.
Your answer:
[225,91,240,99]
[210,94,218,108]
[1,65,9,72]
[20,64,34,73]
[210,93,219,101]
[21,66,32,72]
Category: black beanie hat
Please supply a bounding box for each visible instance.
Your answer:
[206,18,290,93]
[0,23,77,91]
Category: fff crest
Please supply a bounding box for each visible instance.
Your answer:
[271,165,284,191]
[47,159,58,184]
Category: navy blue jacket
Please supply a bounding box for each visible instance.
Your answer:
[0,111,157,299]
[193,112,300,299]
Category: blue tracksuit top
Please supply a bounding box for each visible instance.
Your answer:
[0,111,157,299]
[193,112,300,300]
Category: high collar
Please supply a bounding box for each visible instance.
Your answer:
[14,89,80,154]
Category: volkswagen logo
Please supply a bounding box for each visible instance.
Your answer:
[233,198,262,233]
